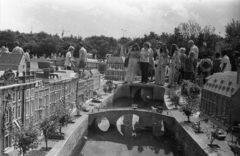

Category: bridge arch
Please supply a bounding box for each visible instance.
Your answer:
[89,109,175,134]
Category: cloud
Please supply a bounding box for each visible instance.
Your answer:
[0,0,240,38]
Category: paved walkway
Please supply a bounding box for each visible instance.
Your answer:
[164,91,238,156]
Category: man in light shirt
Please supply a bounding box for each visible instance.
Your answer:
[64,46,75,70]
[12,41,24,54]
[24,49,31,62]
[221,49,231,72]
[78,42,87,78]
[188,40,199,61]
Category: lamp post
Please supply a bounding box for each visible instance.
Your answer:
[121,29,127,38]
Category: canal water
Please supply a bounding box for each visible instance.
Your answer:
[71,114,185,156]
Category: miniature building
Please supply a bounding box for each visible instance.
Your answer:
[200,65,240,126]
[105,57,126,81]
[0,68,101,151]
[0,53,26,72]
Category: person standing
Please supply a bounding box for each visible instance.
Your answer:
[12,41,24,54]
[155,44,169,86]
[24,49,31,62]
[168,44,180,87]
[78,42,87,78]
[188,40,199,80]
[64,46,75,70]
[184,51,195,82]
[148,43,155,82]
[199,54,213,86]
[123,43,140,84]
[179,47,187,83]
[221,49,231,72]
[212,53,222,74]
[140,42,151,84]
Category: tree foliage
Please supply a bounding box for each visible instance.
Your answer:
[12,123,39,156]
[1,19,238,59]
[39,116,58,151]
[225,19,240,51]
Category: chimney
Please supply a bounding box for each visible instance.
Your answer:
[237,64,240,85]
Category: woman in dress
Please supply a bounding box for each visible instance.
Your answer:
[168,44,180,87]
[155,44,169,86]
[140,42,151,84]
[123,43,141,84]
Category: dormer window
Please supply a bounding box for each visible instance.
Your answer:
[228,81,232,86]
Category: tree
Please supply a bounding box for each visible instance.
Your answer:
[54,102,71,134]
[181,105,194,122]
[225,19,240,51]
[39,116,58,151]
[12,123,39,156]
[103,85,108,95]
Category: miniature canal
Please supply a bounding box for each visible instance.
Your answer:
[71,97,185,156]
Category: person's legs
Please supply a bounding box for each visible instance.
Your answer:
[140,62,144,83]
[160,68,165,85]
[142,62,149,83]
[124,59,133,82]
[130,59,138,82]
[155,66,160,84]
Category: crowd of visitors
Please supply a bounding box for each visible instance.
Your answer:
[123,40,240,87]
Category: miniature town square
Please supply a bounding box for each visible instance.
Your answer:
[0,1,240,156]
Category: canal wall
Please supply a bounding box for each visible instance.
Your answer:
[173,119,208,156]
[88,110,209,156]
[46,115,88,156]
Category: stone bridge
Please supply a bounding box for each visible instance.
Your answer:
[88,109,176,132]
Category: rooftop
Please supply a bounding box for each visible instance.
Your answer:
[0,53,24,65]
[203,71,239,97]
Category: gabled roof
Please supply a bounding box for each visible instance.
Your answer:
[203,71,239,97]
[0,53,24,65]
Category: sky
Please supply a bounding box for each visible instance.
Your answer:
[0,0,240,39]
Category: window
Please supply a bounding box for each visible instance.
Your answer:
[26,101,29,116]
[31,88,34,97]
[35,98,38,110]
[4,135,10,149]
[39,98,42,109]
[26,89,30,99]
[12,92,16,102]
[18,91,21,101]
[46,95,49,106]
[31,100,34,114]
[12,107,15,120]
[5,110,9,123]
[17,105,21,118]
[35,91,38,98]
